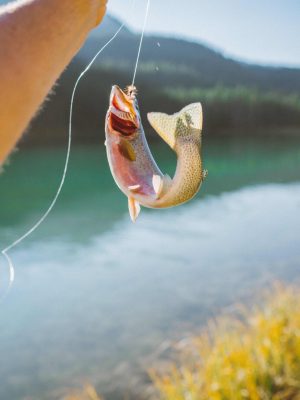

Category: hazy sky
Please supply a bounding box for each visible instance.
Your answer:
[108,0,300,67]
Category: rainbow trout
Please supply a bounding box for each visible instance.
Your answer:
[105,85,207,222]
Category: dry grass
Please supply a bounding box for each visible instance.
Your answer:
[64,385,104,400]
[65,284,300,400]
[151,284,300,400]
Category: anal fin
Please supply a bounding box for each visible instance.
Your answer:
[128,197,141,223]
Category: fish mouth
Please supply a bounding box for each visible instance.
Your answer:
[108,85,139,137]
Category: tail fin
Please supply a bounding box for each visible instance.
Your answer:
[147,103,203,150]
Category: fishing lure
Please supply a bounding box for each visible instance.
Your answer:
[105,85,207,222]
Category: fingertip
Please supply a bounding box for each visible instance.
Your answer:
[95,5,107,26]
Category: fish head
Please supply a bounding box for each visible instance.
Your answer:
[106,85,140,139]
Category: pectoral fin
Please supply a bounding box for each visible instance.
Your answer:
[118,139,136,162]
[147,103,203,149]
[128,197,141,223]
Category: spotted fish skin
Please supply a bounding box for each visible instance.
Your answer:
[147,103,205,208]
[105,85,206,222]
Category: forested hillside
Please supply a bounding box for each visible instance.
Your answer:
[18,15,300,146]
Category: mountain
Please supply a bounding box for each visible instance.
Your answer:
[78,15,300,93]
[16,14,300,146]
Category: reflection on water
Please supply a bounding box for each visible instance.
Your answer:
[0,138,300,399]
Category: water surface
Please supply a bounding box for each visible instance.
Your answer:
[0,137,300,399]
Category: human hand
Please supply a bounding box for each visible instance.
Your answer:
[0,0,110,164]
[92,0,108,27]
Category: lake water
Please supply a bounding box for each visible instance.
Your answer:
[0,137,300,400]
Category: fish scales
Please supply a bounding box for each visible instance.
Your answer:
[105,85,207,222]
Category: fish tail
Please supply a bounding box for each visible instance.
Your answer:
[147,103,203,150]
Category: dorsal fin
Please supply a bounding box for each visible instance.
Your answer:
[147,103,203,149]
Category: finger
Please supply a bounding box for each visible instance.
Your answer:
[95,0,108,26]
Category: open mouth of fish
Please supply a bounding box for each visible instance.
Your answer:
[109,86,139,136]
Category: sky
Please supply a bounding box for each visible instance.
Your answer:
[0,0,299,67]
[108,0,300,67]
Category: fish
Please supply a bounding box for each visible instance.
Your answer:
[105,85,207,222]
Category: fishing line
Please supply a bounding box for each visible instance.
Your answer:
[1,0,139,299]
[132,0,151,86]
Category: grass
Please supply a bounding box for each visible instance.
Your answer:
[64,385,104,400]
[65,284,300,400]
[151,284,300,400]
